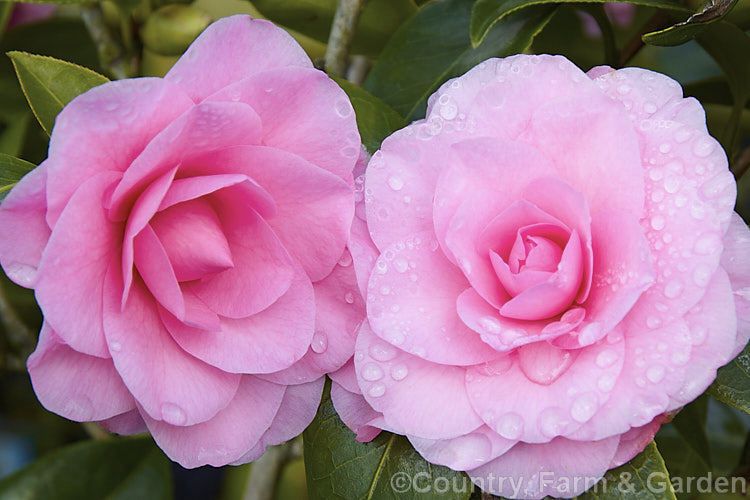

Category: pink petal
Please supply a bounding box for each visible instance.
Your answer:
[191,195,295,319]
[159,173,276,217]
[408,426,515,471]
[259,255,363,384]
[557,210,654,348]
[522,177,593,302]
[437,137,557,272]
[165,261,315,374]
[108,101,263,221]
[465,333,626,444]
[348,215,379,300]
[45,78,193,227]
[185,145,353,281]
[468,436,620,499]
[329,358,360,394]
[610,417,665,468]
[142,376,285,468]
[670,269,740,407]
[34,171,122,358]
[331,382,384,442]
[133,225,184,318]
[103,266,241,426]
[355,322,483,440]
[0,163,50,287]
[568,320,691,441]
[166,15,312,102]
[722,213,750,352]
[527,92,644,215]
[98,409,147,436]
[151,198,233,282]
[27,323,134,421]
[366,232,497,366]
[206,67,359,181]
[499,231,583,320]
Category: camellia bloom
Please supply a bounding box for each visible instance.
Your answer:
[336,55,750,498]
[0,15,364,467]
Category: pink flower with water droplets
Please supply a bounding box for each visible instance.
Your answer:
[336,54,750,499]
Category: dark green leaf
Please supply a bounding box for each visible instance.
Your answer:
[0,152,35,200]
[696,23,750,159]
[364,0,555,121]
[683,77,734,107]
[8,51,108,136]
[334,78,407,154]
[304,381,471,500]
[471,0,687,47]
[642,0,738,46]
[710,341,750,416]
[0,2,12,35]
[672,396,712,465]
[0,437,172,500]
[250,0,417,58]
[578,442,676,500]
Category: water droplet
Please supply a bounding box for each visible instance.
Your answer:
[440,103,458,120]
[598,374,616,392]
[161,403,188,425]
[538,407,570,438]
[595,349,618,368]
[362,363,384,381]
[496,412,524,439]
[646,365,665,383]
[664,280,683,299]
[391,363,408,381]
[110,341,122,353]
[617,84,631,95]
[376,261,387,274]
[478,316,502,334]
[693,137,715,157]
[344,292,355,304]
[311,331,328,353]
[644,102,657,114]
[335,99,352,117]
[664,176,680,194]
[338,253,353,267]
[368,383,386,397]
[370,342,397,362]
[650,215,665,231]
[379,285,391,296]
[571,392,597,423]
[393,257,409,273]
[387,176,404,191]
[691,325,708,345]
[694,233,721,255]
[659,143,672,154]
[693,265,711,287]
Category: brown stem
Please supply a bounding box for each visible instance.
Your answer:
[617,11,673,67]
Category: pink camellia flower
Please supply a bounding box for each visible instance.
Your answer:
[336,54,750,498]
[0,15,364,467]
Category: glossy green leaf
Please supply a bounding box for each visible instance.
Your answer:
[8,51,108,136]
[334,78,407,154]
[471,0,688,47]
[710,341,750,415]
[364,0,555,121]
[0,437,172,500]
[0,152,35,200]
[696,23,750,158]
[642,0,738,46]
[304,381,472,500]
[578,442,676,499]
[250,0,417,58]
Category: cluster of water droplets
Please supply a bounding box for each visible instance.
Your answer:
[355,340,410,400]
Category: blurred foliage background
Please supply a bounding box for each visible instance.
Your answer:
[0,0,749,498]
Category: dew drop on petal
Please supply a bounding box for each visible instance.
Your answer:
[496,412,524,439]
[362,363,384,381]
[370,342,397,362]
[161,403,188,425]
[368,383,386,397]
[390,363,409,381]
[570,392,598,423]
[311,331,328,354]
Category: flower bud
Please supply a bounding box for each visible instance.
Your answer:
[139,4,211,56]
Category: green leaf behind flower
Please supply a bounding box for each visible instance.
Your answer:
[8,51,108,136]
[0,152,35,200]
[710,342,750,415]
[0,437,172,500]
[471,0,688,47]
[364,0,555,122]
[334,77,407,155]
[642,0,739,46]
[304,380,472,500]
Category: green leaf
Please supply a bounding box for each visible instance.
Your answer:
[642,0,739,46]
[304,381,472,500]
[364,0,555,121]
[334,78,407,154]
[470,0,688,47]
[696,23,750,159]
[710,341,750,415]
[250,0,417,58]
[0,2,12,35]
[0,437,173,500]
[8,51,109,136]
[578,442,677,499]
[0,152,35,200]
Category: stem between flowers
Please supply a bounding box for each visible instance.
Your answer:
[242,439,302,500]
[81,5,135,80]
[583,5,619,68]
[618,11,672,67]
[325,0,368,78]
